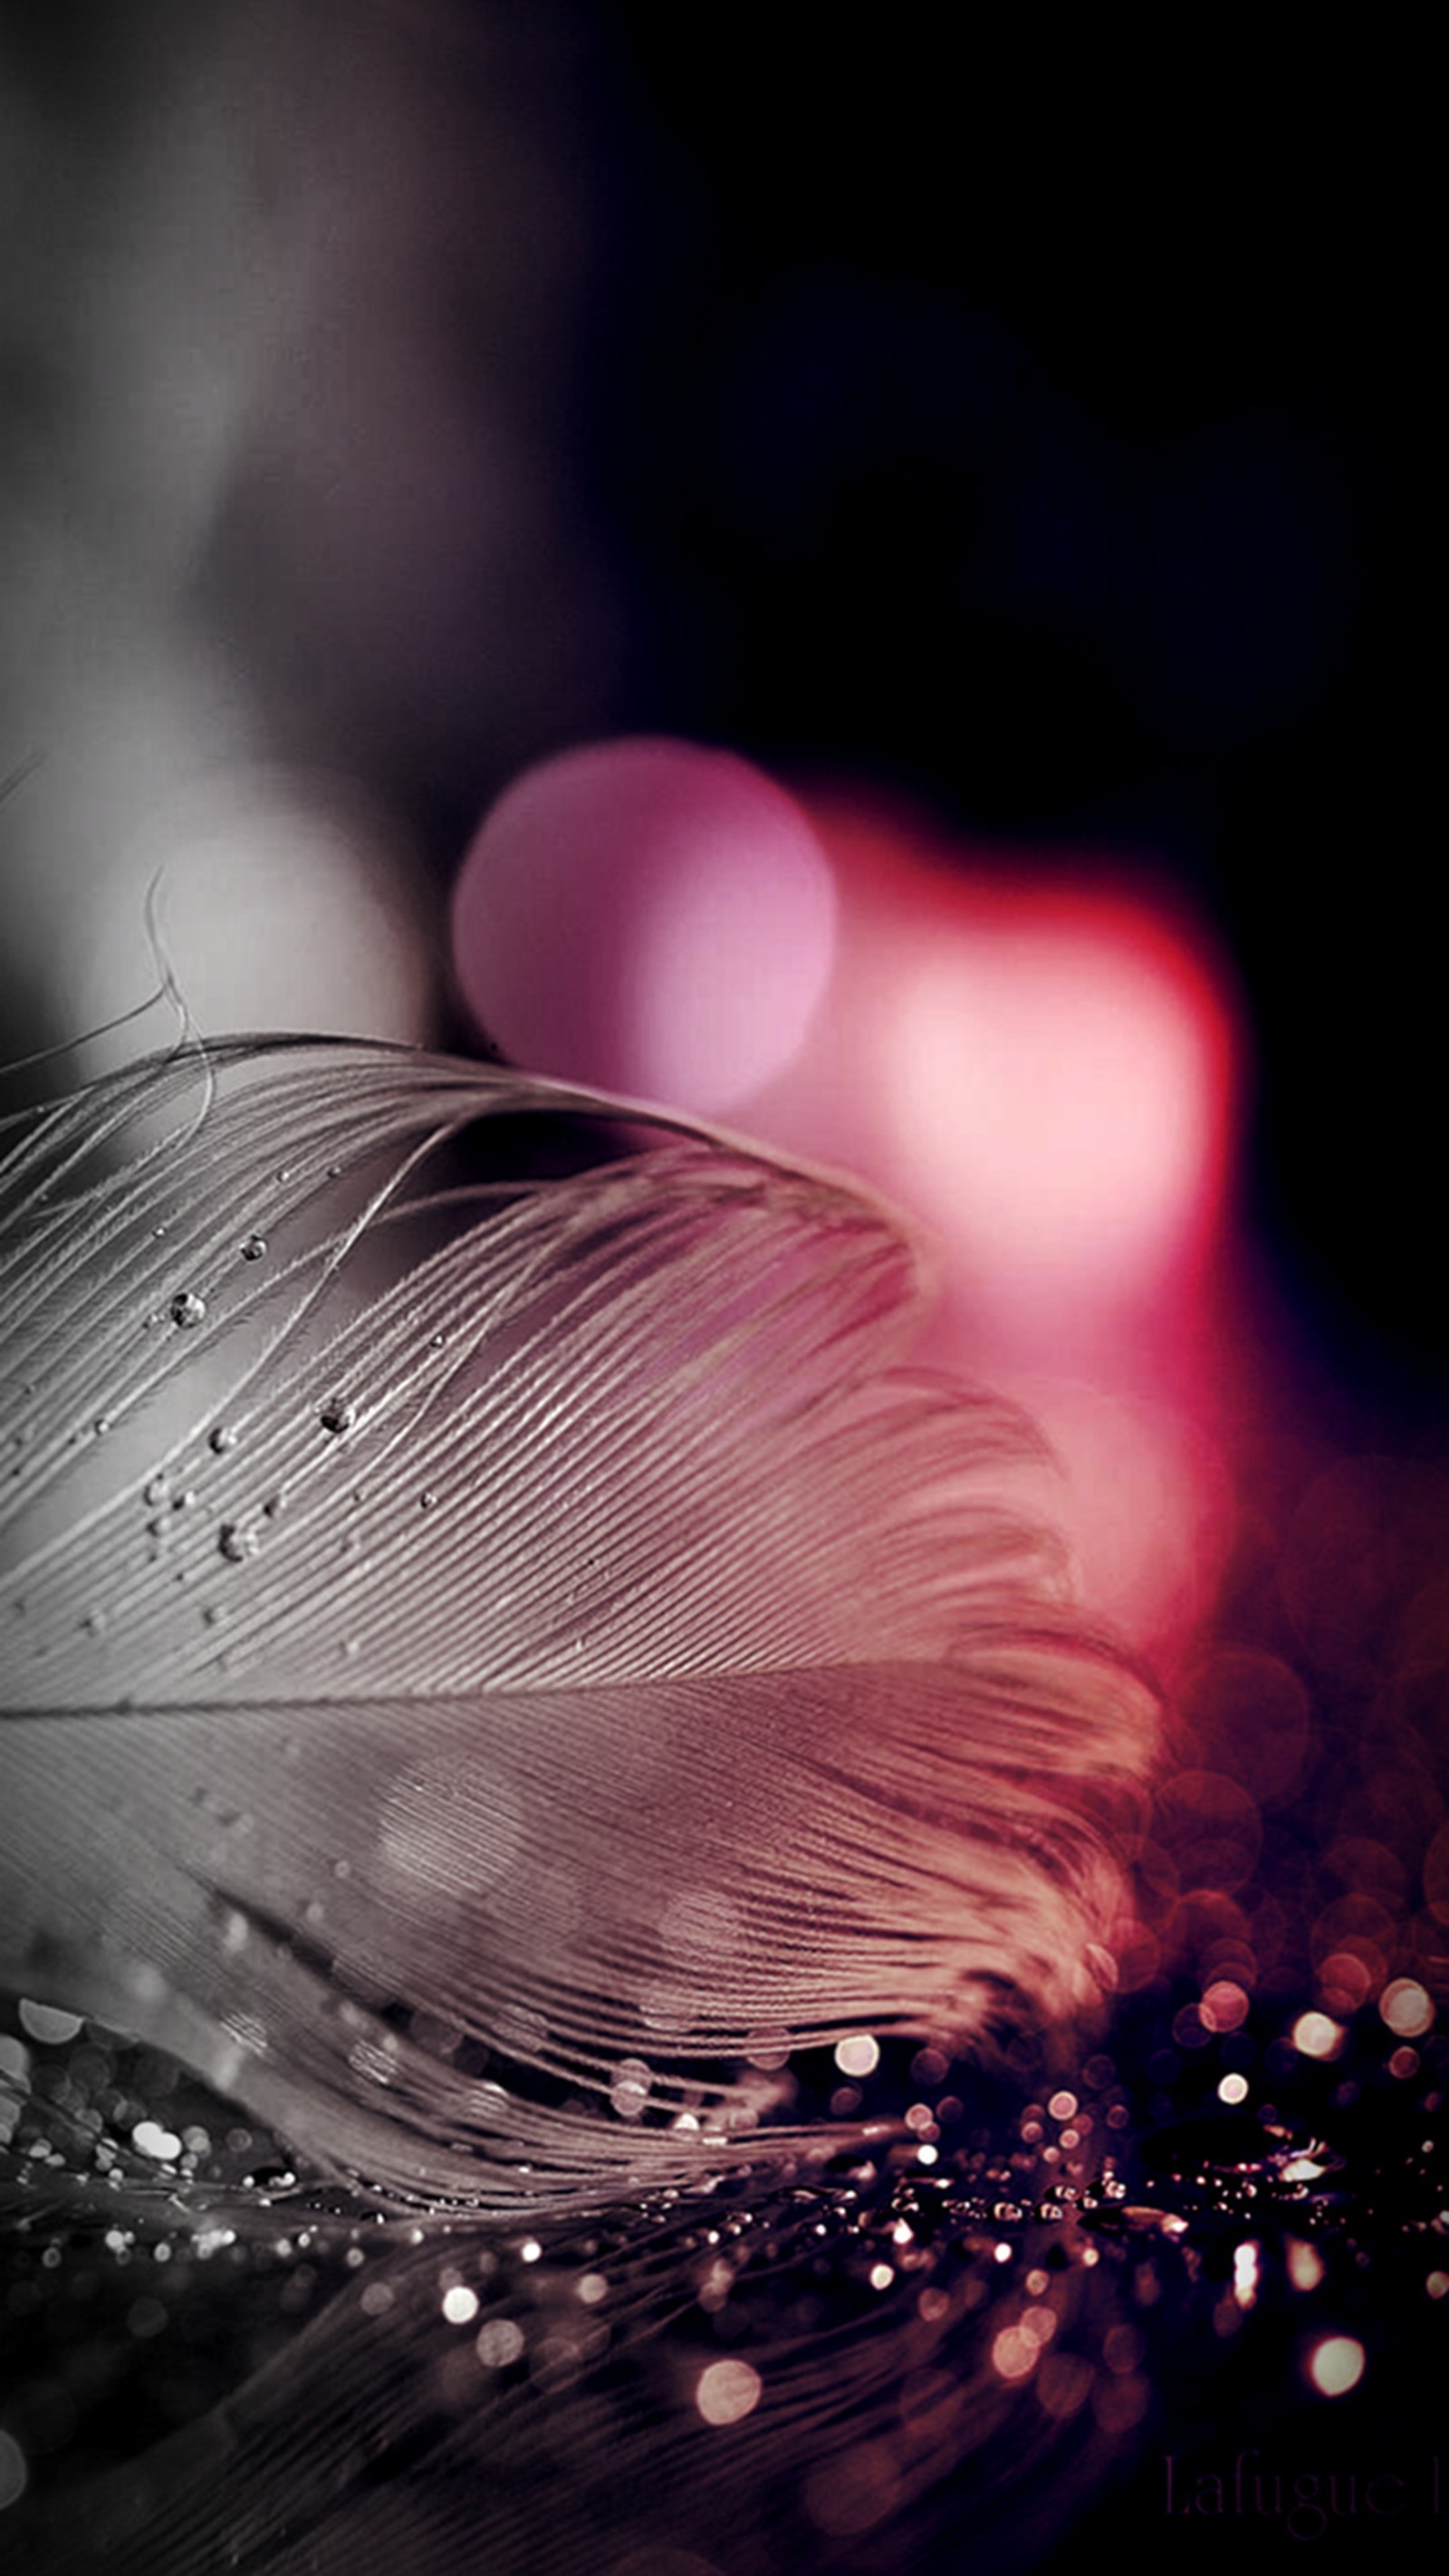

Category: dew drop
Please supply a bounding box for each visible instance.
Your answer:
[319,1398,356,1437]
[217,1524,254,1564]
[0,2427,28,2511]
[18,2001,84,2045]
[240,1234,267,1262]
[208,1425,238,1455]
[168,1291,206,1330]
[610,2059,652,2119]
[131,2119,182,2164]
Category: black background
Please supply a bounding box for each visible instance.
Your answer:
[570,11,1436,1419]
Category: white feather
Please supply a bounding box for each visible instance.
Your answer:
[0,1039,1154,2208]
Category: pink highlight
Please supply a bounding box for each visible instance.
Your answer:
[740,790,1244,1654]
[882,905,1224,1315]
[754,795,1240,1359]
[450,738,836,1114]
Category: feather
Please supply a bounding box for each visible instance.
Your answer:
[0,1037,1154,2212]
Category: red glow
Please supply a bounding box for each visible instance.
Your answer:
[744,790,1243,1652]
[758,795,1240,1354]
[889,919,1218,1297]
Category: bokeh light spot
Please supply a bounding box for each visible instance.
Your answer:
[802,2443,900,2535]
[1317,1950,1377,2015]
[131,2119,182,2162]
[1155,1770,1263,1897]
[1287,2239,1325,2293]
[991,2325,1039,2382]
[1291,2013,1344,2062]
[452,738,836,1113]
[1307,2335,1365,2398]
[834,2034,880,2078]
[696,2359,762,2427]
[1380,1976,1434,2038]
[475,2317,524,2369]
[1176,1651,1313,1807]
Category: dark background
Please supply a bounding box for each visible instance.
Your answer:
[564,13,1435,1421]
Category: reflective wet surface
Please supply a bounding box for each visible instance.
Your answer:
[2,1974,1444,2573]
